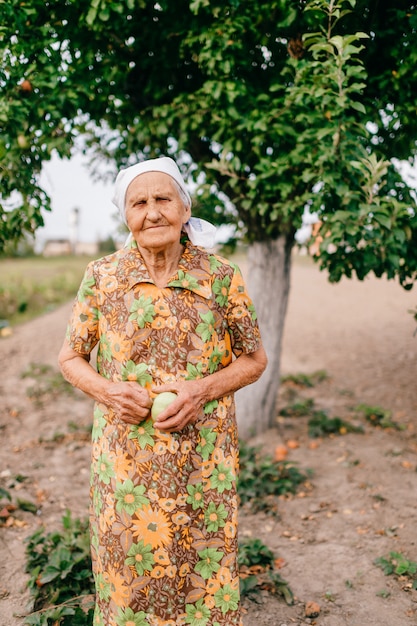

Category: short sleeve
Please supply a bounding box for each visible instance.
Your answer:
[66,262,100,355]
[226,265,262,357]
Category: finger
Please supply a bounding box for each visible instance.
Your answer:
[154,412,191,432]
[153,413,178,429]
[120,412,150,425]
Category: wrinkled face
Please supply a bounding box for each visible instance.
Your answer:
[125,172,191,252]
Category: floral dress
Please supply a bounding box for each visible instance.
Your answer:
[66,238,262,626]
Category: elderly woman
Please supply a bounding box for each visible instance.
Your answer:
[58,156,267,626]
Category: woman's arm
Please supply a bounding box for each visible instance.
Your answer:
[58,339,152,424]
[152,344,267,432]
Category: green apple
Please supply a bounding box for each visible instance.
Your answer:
[151,392,177,421]
[17,134,30,149]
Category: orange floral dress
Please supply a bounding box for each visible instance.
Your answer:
[66,238,262,626]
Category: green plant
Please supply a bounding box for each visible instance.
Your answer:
[0,486,11,502]
[280,398,315,417]
[238,441,310,514]
[22,362,74,405]
[238,537,275,569]
[324,590,336,602]
[355,404,405,430]
[24,511,95,625]
[308,410,364,438]
[0,482,39,526]
[238,538,294,605]
[281,370,328,388]
[374,552,417,590]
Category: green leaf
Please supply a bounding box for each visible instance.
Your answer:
[350,100,366,113]
[17,499,38,514]
[0,487,12,502]
[373,212,391,229]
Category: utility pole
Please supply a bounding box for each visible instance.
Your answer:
[68,207,79,254]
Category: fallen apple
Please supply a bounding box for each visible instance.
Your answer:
[151,392,177,421]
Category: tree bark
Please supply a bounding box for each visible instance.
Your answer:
[236,235,294,439]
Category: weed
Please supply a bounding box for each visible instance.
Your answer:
[238,537,275,568]
[16,499,38,514]
[238,538,294,605]
[0,486,11,502]
[324,590,336,602]
[308,410,364,438]
[238,441,311,514]
[15,473,29,483]
[0,485,38,526]
[22,362,74,405]
[68,421,91,433]
[23,510,95,625]
[372,494,386,503]
[280,398,315,417]
[374,552,417,590]
[355,404,405,430]
[281,370,328,387]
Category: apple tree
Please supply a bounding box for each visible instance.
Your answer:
[1,0,416,435]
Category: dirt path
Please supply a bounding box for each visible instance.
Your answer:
[1,257,416,625]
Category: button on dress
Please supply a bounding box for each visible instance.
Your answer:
[66,238,262,626]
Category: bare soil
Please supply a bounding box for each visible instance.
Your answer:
[1,256,416,626]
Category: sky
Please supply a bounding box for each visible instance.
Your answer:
[37,152,118,246]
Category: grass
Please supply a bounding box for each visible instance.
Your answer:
[0,255,94,325]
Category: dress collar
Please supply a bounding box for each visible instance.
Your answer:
[118,238,213,300]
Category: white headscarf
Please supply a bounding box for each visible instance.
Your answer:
[112,156,216,248]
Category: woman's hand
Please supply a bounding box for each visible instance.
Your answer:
[104,382,152,425]
[150,347,267,433]
[59,339,266,432]
[58,340,152,425]
[151,380,205,433]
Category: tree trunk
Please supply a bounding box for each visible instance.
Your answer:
[236,235,294,439]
